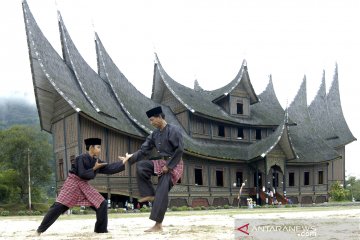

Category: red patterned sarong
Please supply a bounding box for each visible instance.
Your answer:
[56,174,104,209]
[152,159,183,185]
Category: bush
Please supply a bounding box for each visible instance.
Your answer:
[193,206,201,211]
[32,203,49,212]
[118,208,127,213]
[200,206,207,210]
[26,210,33,215]
[109,209,117,214]
[71,209,80,215]
[17,210,26,216]
[0,211,10,216]
[179,206,188,211]
[170,206,177,211]
[33,211,42,215]
[139,207,150,213]
[223,205,230,209]
[208,206,216,210]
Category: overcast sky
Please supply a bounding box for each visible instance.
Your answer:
[1,0,359,178]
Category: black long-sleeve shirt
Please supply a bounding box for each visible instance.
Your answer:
[69,153,124,180]
[130,124,183,169]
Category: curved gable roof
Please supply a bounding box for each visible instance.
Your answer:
[95,34,155,134]
[326,65,357,147]
[152,55,236,121]
[308,71,338,144]
[58,14,118,119]
[23,1,142,136]
[247,110,297,160]
[211,60,258,104]
[288,77,340,163]
[152,55,279,126]
[250,75,285,126]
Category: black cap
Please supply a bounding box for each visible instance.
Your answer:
[84,138,101,146]
[146,106,163,118]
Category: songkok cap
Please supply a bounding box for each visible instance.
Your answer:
[84,138,101,146]
[146,106,163,118]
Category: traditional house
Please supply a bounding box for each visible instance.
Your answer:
[23,1,356,207]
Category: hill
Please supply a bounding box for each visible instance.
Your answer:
[0,97,39,129]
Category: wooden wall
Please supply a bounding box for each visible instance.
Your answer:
[51,114,333,206]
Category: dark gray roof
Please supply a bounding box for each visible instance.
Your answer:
[152,56,231,121]
[152,55,282,126]
[25,0,351,163]
[247,112,297,160]
[325,65,357,147]
[288,77,340,163]
[94,41,290,161]
[308,71,338,145]
[95,34,156,134]
[210,60,259,104]
[57,14,143,136]
[250,76,286,126]
[22,1,143,137]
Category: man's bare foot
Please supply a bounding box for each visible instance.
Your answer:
[144,222,162,232]
[138,196,155,203]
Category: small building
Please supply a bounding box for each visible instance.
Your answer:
[22,1,356,207]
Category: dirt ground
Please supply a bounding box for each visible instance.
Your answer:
[0,207,359,240]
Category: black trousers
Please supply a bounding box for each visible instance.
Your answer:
[137,160,173,223]
[37,200,108,233]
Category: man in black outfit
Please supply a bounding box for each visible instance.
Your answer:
[120,106,184,232]
[36,138,125,235]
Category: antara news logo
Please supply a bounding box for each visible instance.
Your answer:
[235,221,317,239]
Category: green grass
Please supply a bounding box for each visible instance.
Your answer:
[0,202,50,215]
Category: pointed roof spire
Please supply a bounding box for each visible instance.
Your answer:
[211,59,258,104]
[288,75,340,163]
[194,79,203,91]
[326,63,356,146]
[250,74,285,125]
[308,70,338,144]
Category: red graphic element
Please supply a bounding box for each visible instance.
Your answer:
[236,223,250,235]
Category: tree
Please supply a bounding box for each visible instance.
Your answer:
[345,175,360,201]
[329,181,350,202]
[0,166,20,202]
[0,125,53,204]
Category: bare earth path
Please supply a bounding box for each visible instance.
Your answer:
[0,206,359,239]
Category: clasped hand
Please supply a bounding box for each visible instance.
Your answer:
[118,153,133,164]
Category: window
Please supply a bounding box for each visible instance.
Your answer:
[218,125,225,137]
[318,171,324,184]
[58,159,64,181]
[289,172,295,186]
[237,103,243,114]
[237,127,244,139]
[256,129,262,140]
[195,168,203,185]
[236,172,243,187]
[304,172,310,185]
[216,170,224,187]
